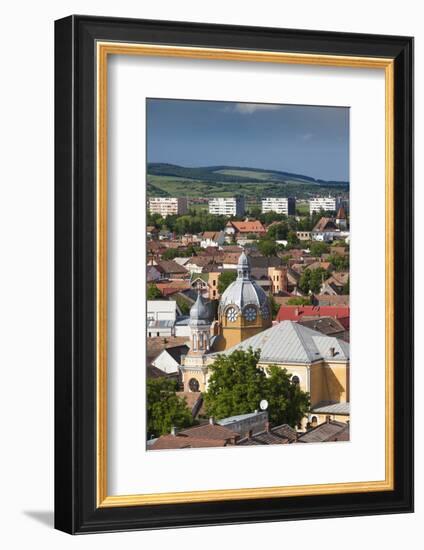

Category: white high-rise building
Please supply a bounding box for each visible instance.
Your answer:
[309,196,343,215]
[148,197,188,217]
[262,197,296,215]
[208,197,245,216]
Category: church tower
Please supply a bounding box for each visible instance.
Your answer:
[214,251,272,351]
[335,205,347,230]
[180,292,212,392]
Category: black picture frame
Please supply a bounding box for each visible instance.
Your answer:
[55,15,414,534]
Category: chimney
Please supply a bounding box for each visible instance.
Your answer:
[209,417,215,425]
[247,429,253,439]
[330,347,336,357]
[265,422,271,433]
[171,426,177,436]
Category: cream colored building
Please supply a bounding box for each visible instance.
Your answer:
[148,197,188,217]
[180,252,350,428]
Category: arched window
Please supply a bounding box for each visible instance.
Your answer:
[311,416,318,426]
[292,375,300,386]
[189,378,200,392]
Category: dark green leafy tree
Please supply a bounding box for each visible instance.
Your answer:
[147,283,162,300]
[342,277,350,294]
[309,242,330,257]
[257,239,277,257]
[267,222,288,241]
[204,349,310,428]
[147,378,194,438]
[264,366,310,427]
[268,294,280,319]
[299,267,327,294]
[217,270,237,294]
[287,231,300,246]
[328,253,349,272]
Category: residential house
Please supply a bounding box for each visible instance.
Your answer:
[276,304,350,334]
[224,220,266,243]
[152,344,190,376]
[311,217,341,242]
[298,316,349,342]
[156,260,189,280]
[297,420,349,443]
[146,225,159,240]
[200,231,225,248]
[321,272,349,295]
[236,424,298,445]
[268,266,288,294]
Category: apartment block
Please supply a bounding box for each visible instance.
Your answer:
[208,197,245,216]
[262,197,296,215]
[148,197,188,217]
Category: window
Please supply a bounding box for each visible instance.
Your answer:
[213,280,216,286]
[189,378,200,392]
[292,375,300,385]
[156,332,160,337]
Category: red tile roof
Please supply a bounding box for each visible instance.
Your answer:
[276,305,350,325]
[227,220,266,234]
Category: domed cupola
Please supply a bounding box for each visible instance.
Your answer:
[189,292,211,327]
[220,252,269,314]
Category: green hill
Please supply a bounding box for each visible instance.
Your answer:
[146,163,349,199]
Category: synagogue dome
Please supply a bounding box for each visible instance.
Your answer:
[219,252,269,313]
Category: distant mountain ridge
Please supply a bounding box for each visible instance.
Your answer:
[148,163,349,186]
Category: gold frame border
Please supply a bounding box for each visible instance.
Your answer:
[96,42,395,508]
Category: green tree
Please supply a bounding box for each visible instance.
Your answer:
[342,277,350,294]
[147,378,194,438]
[267,222,288,241]
[309,241,330,257]
[299,269,312,294]
[287,230,300,246]
[257,239,277,257]
[268,294,280,319]
[328,253,349,272]
[309,267,327,294]
[161,248,182,261]
[147,283,162,300]
[204,349,265,420]
[299,267,326,294]
[218,270,237,294]
[204,349,309,428]
[264,366,310,427]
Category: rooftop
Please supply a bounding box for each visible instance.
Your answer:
[216,320,349,364]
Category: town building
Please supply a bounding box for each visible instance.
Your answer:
[148,197,188,217]
[200,231,225,248]
[311,217,343,241]
[309,196,343,215]
[268,265,288,294]
[261,197,296,215]
[335,205,348,229]
[208,196,245,216]
[218,321,350,424]
[224,219,266,243]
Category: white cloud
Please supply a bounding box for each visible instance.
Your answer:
[232,103,284,114]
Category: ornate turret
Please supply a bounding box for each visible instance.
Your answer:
[188,292,211,353]
[215,251,272,351]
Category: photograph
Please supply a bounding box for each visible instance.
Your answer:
[146,98,350,450]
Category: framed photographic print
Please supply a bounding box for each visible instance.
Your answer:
[54,15,414,534]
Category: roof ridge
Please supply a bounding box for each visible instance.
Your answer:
[290,322,319,362]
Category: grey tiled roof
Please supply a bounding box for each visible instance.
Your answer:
[215,321,349,364]
[297,421,349,443]
[311,402,350,415]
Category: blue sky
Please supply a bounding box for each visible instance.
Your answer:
[146,99,349,181]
